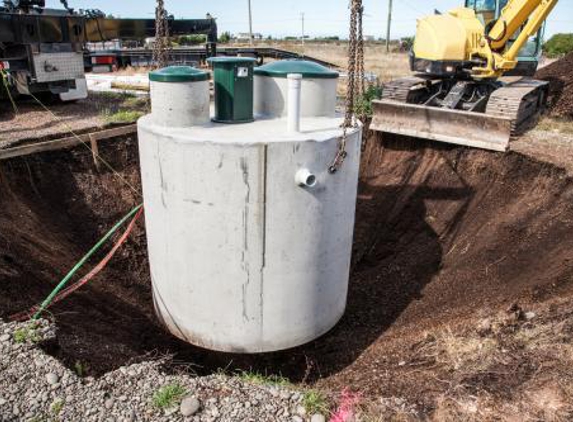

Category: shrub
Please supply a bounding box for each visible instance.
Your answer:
[543,33,573,58]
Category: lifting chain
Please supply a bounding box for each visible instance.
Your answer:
[153,0,170,69]
[329,0,364,174]
[59,0,74,13]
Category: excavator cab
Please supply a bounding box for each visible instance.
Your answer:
[465,0,544,76]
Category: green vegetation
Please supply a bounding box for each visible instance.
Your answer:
[239,371,291,386]
[401,36,415,51]
[94,91,149,124]
[103,109,145,124]
[219,31,232,43]
[177,34,207,46]
[73,361,87,377]
[354,84,384,118]
[50,399,64,416]
[544,33,573,58]
[302,390,330,415]
[152,383,188,409]
[13,325,41,344]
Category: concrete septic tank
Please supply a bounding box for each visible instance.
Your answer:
[138,64,362,353]
[149,66,210,128]
[254,60,339,118]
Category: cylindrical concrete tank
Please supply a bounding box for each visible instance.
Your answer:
[254,60,339,118]
[138,117,361,353]
[149,66,210,128]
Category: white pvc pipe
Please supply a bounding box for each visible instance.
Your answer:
[295,168,317,188]
[287,73,303,133]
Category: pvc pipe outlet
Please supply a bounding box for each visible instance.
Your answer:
[287,73,303,133]
[295,168,317,188]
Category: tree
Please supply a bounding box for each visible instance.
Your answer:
[219,32,232,44]
[543,34,573,58]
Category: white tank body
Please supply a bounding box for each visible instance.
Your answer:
[148,66,211,128]
[138,116,362,353]
[254,76,338,118]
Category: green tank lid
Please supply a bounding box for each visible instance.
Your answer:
[254,60,339,79]
[208,57,258,64]
[149,66,210,83]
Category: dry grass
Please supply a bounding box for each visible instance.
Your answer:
[353,301,573,421]
[260,41,411,83]
[537,116,573,135]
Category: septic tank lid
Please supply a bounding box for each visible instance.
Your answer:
[149,66,210,83]
[207,57,258,64]
[254,60,339,79]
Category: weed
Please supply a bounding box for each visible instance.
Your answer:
[73,361,87,377]
[302,390,330,415]
[238,371,291,386]
[152,383,188,409]
[50,398,64,415]
[13,324,41,343]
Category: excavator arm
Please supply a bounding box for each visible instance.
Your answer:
[474,0,559,78]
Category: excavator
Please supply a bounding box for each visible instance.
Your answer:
[371,0,559,151]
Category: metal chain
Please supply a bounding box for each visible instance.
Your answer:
[356,4,365,117]
[153,0,170,69]
[329,0,364,174]
[59,0,74,13]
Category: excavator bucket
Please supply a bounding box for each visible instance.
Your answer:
[370,100,513,152]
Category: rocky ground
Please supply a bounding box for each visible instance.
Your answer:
[0,320,328,422]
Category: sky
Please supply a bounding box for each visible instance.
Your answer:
[46,0,572,40]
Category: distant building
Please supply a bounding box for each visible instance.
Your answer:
[235,32,264,42]
[364,35,376,42]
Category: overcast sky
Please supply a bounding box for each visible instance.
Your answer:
[46,0,572,40]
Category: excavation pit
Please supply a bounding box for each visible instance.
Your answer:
[1,130,573,403]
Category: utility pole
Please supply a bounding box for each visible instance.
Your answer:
[301,12,305,55]
[248,0,254,46]
[385,0,393,53]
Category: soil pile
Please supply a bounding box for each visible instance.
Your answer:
[1,133,573,410]
[536,52,573,118]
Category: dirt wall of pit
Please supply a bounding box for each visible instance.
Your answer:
[1,131,572,398]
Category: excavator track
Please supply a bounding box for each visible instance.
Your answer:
[372,76,514,152]
[381,76,428,103]
[486,78,549,135]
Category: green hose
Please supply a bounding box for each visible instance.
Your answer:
[33,204,143,320]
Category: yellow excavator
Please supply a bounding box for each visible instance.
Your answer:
[371,0,559,151]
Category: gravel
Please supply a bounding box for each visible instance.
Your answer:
[0,319,328,421]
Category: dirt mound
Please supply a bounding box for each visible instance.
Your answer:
[536,53,573,118]
[1,132,573,412]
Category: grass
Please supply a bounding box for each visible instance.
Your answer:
[152,383,188,409]
[238,370,291,387]
[537,117,573,135]
[302,390,330,415]
[92,91,149,124]
[13,324,41,344]
[103,109,145,124]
